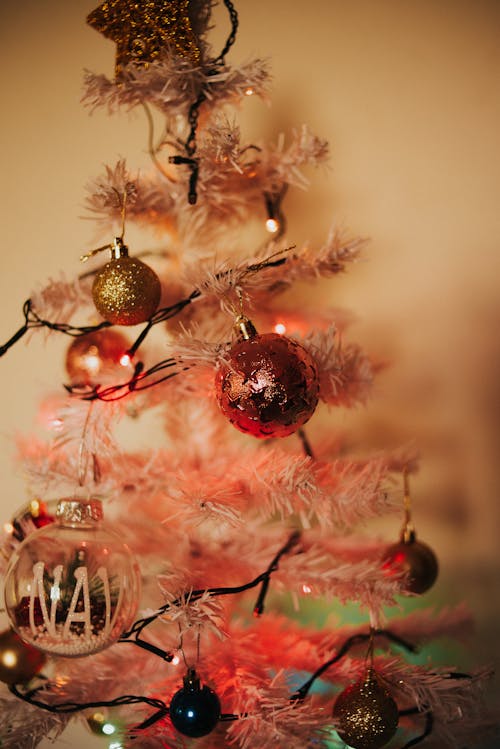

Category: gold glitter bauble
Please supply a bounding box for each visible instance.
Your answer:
[87,0,201,77]
[0,628,46,685]
[332,671,399,749]
[92,256,161,326]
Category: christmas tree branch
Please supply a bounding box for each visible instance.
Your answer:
[290,629,419,701]
[0,252,288,360]
[8,642,476,748]
[119,531,302,655]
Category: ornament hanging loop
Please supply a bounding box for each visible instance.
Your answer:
[366,626,375,670]
[401,467,415,543]
[80,185,128,262]
[77,401,95,488]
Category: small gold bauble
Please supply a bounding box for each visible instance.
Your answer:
[87,711,107,734]
[332,670,399,749]
[87,709,121,736]
[92,256,161,325]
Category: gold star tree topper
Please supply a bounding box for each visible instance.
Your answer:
[87,0,201,77]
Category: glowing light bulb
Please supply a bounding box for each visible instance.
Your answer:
[172,655,181,665]
[102,723,116,735]
[274,323,287,335]
[83,353,100,374]
[49,417,64,432]
[302,584,312,594]
[2,650,17,668]
[265,218,279,234]
[244,86,254,96]
[4,522,14,535]
[120,353,131,367]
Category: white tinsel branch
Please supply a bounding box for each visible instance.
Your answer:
[82,57,272,119]
[30,274,93,327]
[0,692,69,748]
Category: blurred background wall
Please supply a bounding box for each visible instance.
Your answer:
[0,1,499,746]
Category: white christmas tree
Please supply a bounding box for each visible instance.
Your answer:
[0,2,496,748]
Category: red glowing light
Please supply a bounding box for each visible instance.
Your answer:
[382,551,407,577]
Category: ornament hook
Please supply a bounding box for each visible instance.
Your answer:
[401,467,415,543]
[80,237,128,264]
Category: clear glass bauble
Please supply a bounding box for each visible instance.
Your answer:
[3,498,140,657]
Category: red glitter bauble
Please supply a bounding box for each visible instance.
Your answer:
[382,537,438,595]
[215,332,319,439]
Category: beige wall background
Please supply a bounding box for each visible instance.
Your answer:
[0,1,499,746]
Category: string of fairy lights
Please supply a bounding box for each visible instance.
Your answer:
[6,534,471,749]
[0,250,290,402]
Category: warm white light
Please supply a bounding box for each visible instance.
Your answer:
[244,86,254,96]
[109,743,123,749]
[172,655,181,665]
[102,723,116,735]
[3,522,14,535]
[274,323,286,335]
[50,584,61,602]
[120,353,131,367]
[265,218,279,233]
[49,417,64,432]
[83,353,100,374]
[2,650,17,668]
[302,584,312,594]
[29,499,40,515]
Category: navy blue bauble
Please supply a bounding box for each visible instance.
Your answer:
[169,669,221,738]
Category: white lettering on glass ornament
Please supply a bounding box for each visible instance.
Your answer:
[28,561,118,641]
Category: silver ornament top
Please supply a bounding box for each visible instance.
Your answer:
[56,498,103,526]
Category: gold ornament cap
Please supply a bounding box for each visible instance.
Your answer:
[56,498,104,527]
[110,236,128,259]
[234,315,257,341]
